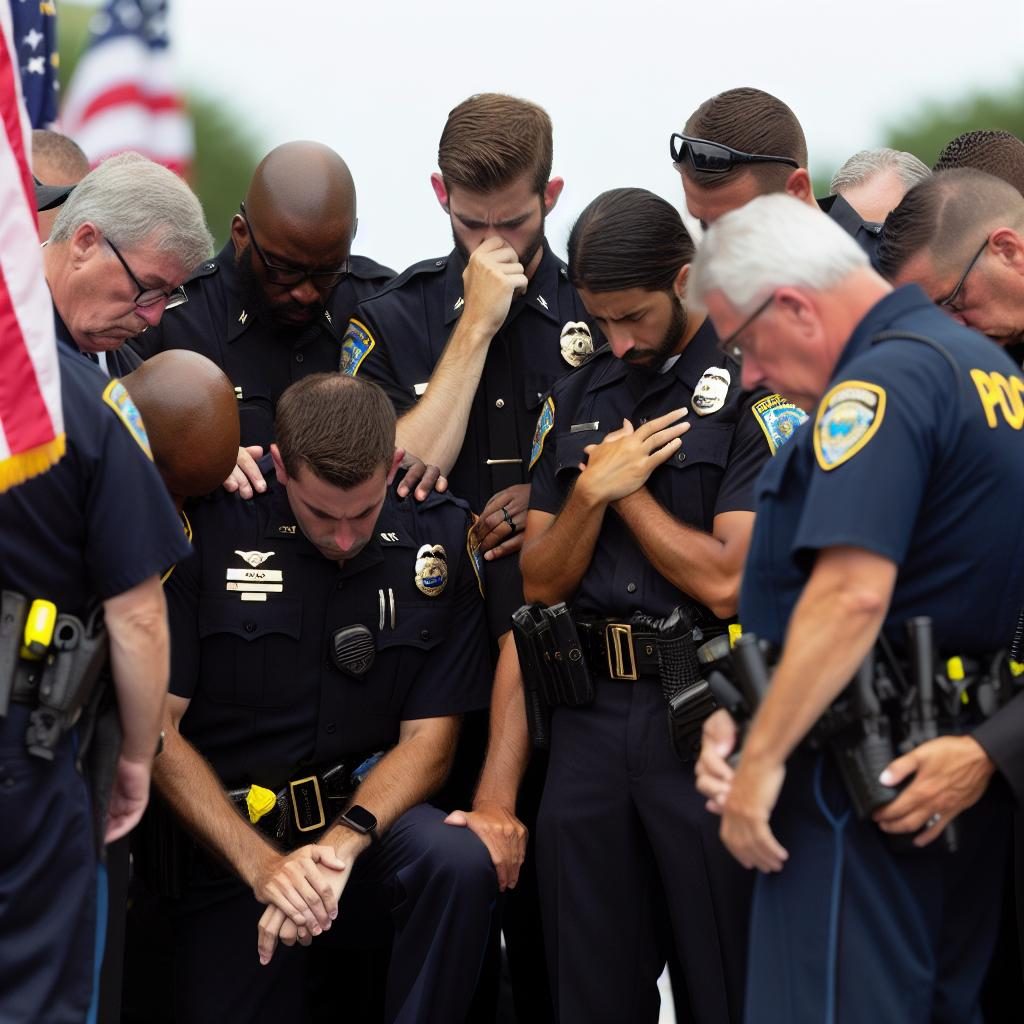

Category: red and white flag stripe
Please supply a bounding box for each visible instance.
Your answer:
[0,1,64,492]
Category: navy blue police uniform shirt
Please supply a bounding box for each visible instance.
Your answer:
[0,346,190,617]
[740,284,1024,656]
[130,242,395,450]
[165,465,492,789]
[341,242,595,513]
[530,320,804,621]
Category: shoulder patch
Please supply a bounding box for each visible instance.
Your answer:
[102,379,153,459]
[813,380,886,471]
[340,319,375,376]
[466,519,486,599]
[529,396,555,470]
[751,394,808,455]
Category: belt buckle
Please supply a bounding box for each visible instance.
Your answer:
[605,623,638,681]
[289,775,326,833]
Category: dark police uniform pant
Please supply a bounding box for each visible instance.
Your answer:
[169,803,495,1024]
[746,750,1012,1024]
[537,675,752,1024]
[0,705,99,1024]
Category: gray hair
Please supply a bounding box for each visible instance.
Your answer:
[49,152,212,271]
[688,194,869,314]
[830,147,931,194]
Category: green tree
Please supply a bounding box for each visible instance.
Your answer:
[883,79,1024,168]
[56,3,263,248]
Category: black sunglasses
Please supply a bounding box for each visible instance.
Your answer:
[106,238,187,309]
[239,202,349,289]
[938,236,989,312]
[669,133,800,174]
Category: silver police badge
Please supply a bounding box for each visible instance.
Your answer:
[692,366,731,416]
[560,321,594,368]
[414,544,448,597]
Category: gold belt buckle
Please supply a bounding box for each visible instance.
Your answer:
[605,623,638,681]
[289,775,326,833]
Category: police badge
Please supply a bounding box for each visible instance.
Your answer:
[560,321,594,368]
[692,367,731,416]
[414,544,448,597]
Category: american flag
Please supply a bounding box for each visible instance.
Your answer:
[61,0,193,175]
[0,0,65,491]
[10,0,58,129]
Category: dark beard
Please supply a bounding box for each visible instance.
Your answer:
[234,245,326,342]
[452,214,546,273]
[622,296,688,370]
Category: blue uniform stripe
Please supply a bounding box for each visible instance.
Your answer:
[86,863,108,1024]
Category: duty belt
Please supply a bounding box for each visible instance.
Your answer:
[575,619,663,681]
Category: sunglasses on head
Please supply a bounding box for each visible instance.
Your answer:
[669,133,800,174]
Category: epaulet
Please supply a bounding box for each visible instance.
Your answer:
[348,254,397,283]
[363,256,449,303]
[396,481,472,517]
[186,259,219,284]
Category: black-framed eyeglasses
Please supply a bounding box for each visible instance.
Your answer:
[937,236,989,312]
[106,238,187,309]
[669,133,800,175]
[717,292,776,362]
[239,202,350,289]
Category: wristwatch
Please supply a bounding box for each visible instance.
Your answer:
[338,804,378,842]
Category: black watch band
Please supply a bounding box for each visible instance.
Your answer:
[339,804,378,842]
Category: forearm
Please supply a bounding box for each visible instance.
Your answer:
[521,485,606,605]
[321,721,457,852]
[613,489,744,618]
[154,724,276,888]
[104,576,170,762]
[474,638,530,810]
[395,317,494,475]
[741,555,891,770]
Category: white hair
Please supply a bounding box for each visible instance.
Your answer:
[830,147,931,194]
[49,152,212,271]
[688,194,869,314]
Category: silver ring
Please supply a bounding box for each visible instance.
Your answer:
[925,812,942,829]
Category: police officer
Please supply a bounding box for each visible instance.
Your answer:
[691,194,1024,1023]
[43,152,213,377]
[516,188,799,1024]
[131,141,394,457]
[671,86,883,256]
[343,92,591,1021]
[150,374,496,1024]
[0,341,191,1022]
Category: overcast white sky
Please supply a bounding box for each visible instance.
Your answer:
[159,0,1023,270]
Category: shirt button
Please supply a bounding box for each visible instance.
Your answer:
[420,629,431,641]
[676,452,686,462]
[495,398,505,409]
[244,621,257,633]
[626,582,637,594]
[325,722,336,735]
[295,352,304,363]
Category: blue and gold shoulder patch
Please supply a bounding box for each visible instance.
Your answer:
[751,394,807,455]
[340,319,375,376]
[529,397,555,470]
[103,379,153,459]
[813,380,886,471]
[466,519,486,599]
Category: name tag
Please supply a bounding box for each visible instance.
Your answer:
[226,569,283,582]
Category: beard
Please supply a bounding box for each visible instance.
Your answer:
[452,213,547,272]
[622,296,688,370]
[234,245,327,341]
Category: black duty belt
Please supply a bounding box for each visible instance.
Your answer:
[11,661,42,705]
[575,619,663,682]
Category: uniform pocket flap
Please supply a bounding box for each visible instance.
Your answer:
[375,604,447,652]
[198,595,303,642]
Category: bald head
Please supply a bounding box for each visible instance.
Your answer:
[121,351,240,507]
[245,141,356,233]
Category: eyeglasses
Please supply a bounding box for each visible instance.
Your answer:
[717,293,776,362]
[106,238,187,309]
[669,133,800,175]
[937,236,989,313]
[239,202,350,289]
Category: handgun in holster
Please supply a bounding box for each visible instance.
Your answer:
[25,604,109,760]
[631,607,717,762]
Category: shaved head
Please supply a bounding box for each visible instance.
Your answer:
[121,351,240,507]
